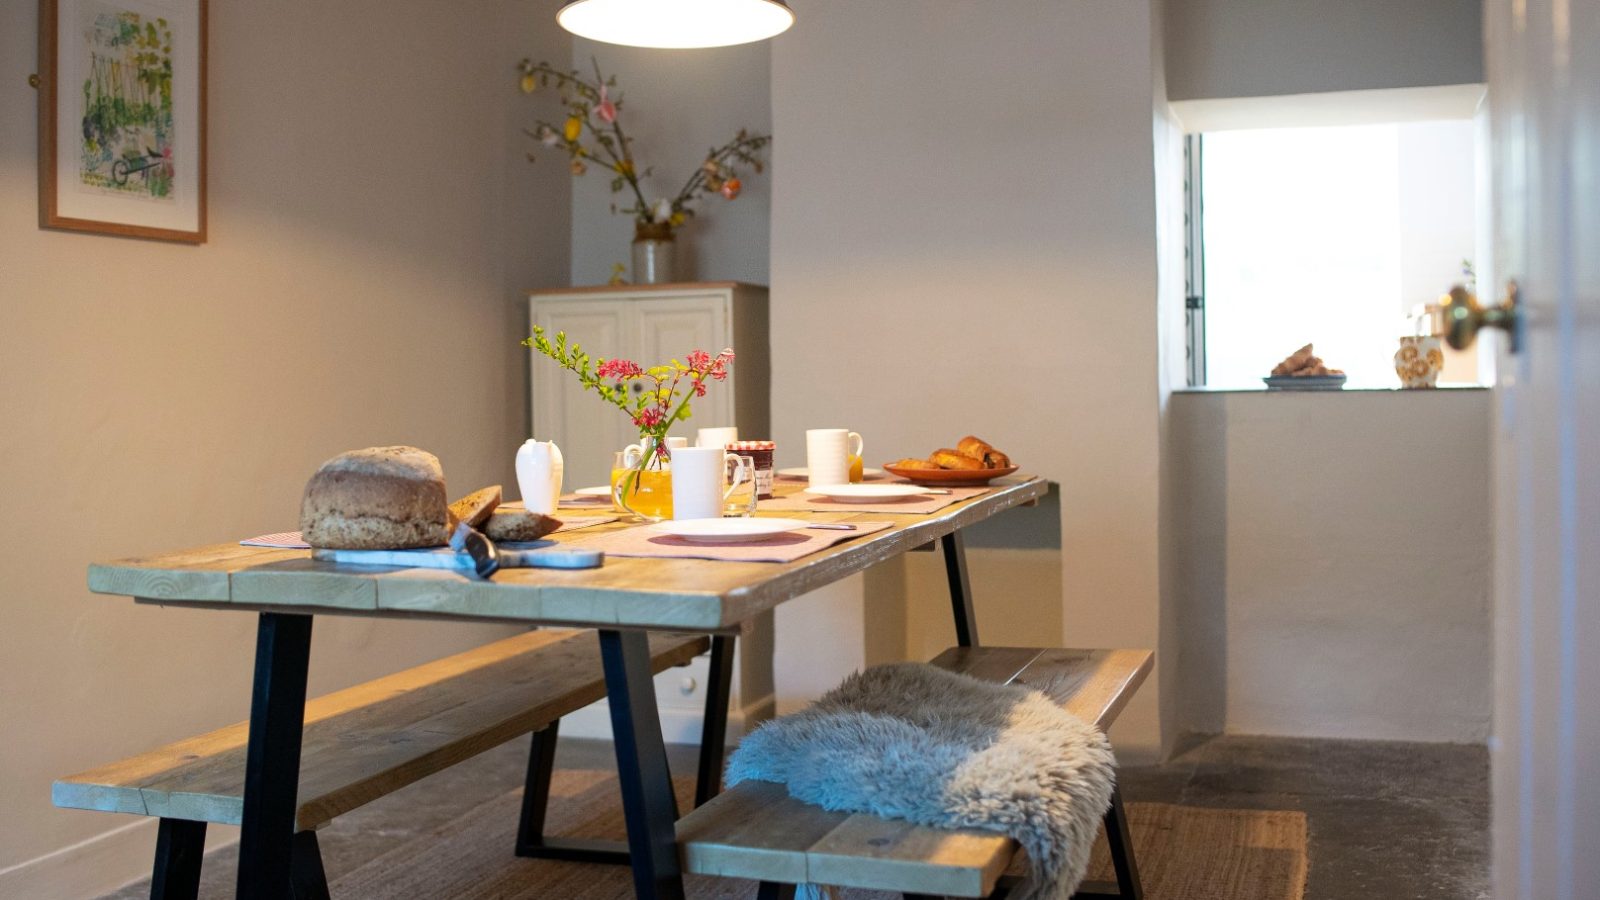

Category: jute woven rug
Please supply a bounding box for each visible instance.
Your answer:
[330,770,1307,899]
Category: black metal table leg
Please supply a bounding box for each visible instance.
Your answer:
[694,634,736,807]
[289,830,331,900]
[599,629,687,900]
[150,817,205,900]
[942,531,979,647]
[236,612,314,900]
[516,719,632,865]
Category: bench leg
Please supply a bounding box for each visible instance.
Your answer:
[942,531,979,648]
[599,628,686,900]
[238,612,314,900]
[756,883,796,900]
[150,818,205,900]
[694,634,736,807]
[1069,787,1144,900]
[515,719,632,865]
[289,830,331,900]
[1100,787,1143,900]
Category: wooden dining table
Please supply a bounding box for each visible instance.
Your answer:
[87,474,1049,899]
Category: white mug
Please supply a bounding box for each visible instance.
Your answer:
[665,436,690,450]
[671,447,749,520]
[806,428,864,488]
[696,426,739,450]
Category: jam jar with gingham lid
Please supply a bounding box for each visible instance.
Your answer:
[728,440,777,499]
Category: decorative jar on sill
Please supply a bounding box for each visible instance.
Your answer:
[632,222,676,285]
[1395,335,1445,388]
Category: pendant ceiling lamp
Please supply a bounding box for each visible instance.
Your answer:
[557,0,794,49]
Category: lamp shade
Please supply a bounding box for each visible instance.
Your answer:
[556,0,795,49]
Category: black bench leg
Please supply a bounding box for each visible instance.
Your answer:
[942,531,978,647]
[515,719,631,865]
[1070,787,1144,899]
[694,634,736,807]
[600,628,686,899]
[150,818,205,900]
[756,883,796,900]
[238,612,314,900]
[1101,787,1143,900]
[289,830,331,900]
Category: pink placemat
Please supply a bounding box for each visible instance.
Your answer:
[562,521,894,563]
[238,515,616,550]
[757,485,990,515]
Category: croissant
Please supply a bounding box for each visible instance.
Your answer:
[957,436,992,459]
[932,448,986,470]
[889,457,941,470]
[957,435,1011,469]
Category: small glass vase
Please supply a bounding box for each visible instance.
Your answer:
[631,222,676,285]
[612,436,673,522]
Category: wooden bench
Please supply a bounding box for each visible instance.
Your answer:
[678,645,1154,900]
[54,628,714,898]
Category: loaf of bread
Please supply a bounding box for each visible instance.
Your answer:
[300,446,450,549]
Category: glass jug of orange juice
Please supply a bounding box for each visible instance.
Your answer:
[612,440,673,521]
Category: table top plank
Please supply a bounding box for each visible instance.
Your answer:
[92,477,1047,631]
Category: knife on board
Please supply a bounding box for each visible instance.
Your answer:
[311,524,603,578]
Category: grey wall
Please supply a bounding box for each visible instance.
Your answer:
[566,39,772,285]
[1,1,570,891]
[1165,0,1484,101]
[1165,390,1492,742]
[770,0,1166,757]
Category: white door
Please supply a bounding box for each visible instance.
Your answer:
[1487,0,1600,896]
[530,300,631,489]
[634,295,734,439]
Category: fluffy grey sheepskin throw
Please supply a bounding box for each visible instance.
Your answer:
[726,662,1116,900]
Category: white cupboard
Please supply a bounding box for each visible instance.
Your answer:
[528,282,770,489]
[524,282,774,744]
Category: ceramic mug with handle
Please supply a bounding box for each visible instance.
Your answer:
[806,428,864,488]
[696,426,739,450]
[671,447,751,519]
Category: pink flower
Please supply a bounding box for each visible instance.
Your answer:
[632,406,665,429]
[595,86,617,124]
[597,357,643,379]
[693,380,708,397]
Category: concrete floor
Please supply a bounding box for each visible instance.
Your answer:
[100,734,1488,899]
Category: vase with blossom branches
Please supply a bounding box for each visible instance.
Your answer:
[517,57,770,283]
[525,326,735,522]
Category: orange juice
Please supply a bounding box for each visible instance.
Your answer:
[611,467,674,519]
[848,454,864,483]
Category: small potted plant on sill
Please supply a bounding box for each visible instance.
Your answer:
[518,57,771,284]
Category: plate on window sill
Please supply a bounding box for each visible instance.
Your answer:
[1263,375,1348,391]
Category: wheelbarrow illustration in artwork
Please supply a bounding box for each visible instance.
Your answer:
[111,146,172,187]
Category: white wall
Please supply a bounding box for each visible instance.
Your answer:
[1398,119,1482,383]
[771,0,1166,757]
[565,39,771,285]
[0,2,570,893]
[1165,389,1492,742]
[1164,0,1484,101]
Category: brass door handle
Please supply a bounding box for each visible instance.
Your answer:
[1435,281,1521,353]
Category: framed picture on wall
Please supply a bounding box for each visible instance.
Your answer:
[37,0,207,243]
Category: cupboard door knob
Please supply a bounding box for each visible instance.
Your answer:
[679,676,698,695]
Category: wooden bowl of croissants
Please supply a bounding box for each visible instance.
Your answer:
[885,436,1019,485]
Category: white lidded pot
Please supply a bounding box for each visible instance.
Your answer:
[516,439,564,515]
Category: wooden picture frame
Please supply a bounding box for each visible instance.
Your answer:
[38,0,207,243]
